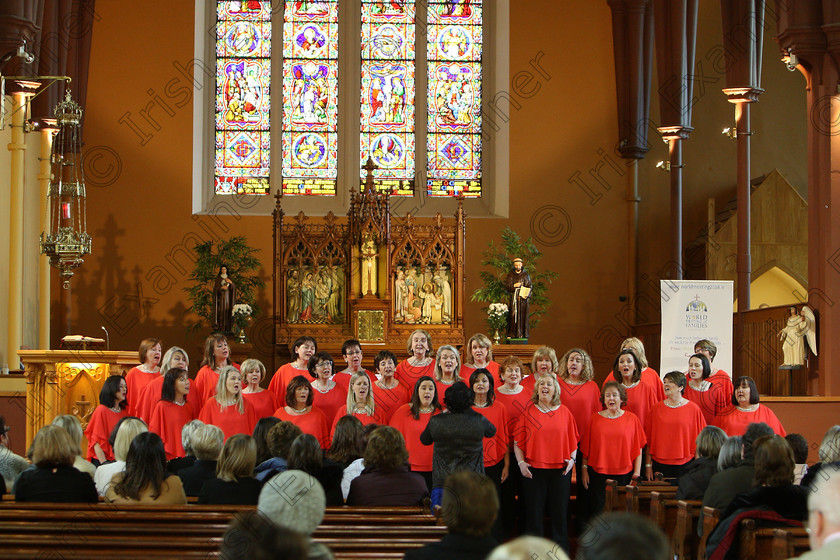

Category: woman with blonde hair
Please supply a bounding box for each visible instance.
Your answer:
[194,334,238,404]
[241,358,276,418]
[198,434,263,504]
[106,432,187,504]
[396,328,436,392]
[433,345,461,399]
[137,345,189,423]
[331,372,377,437]
[13,425,98,502]
[51,414,96,478]
[199,366,258,440]
[524,346,559,391]
[460,333,500,382]
[124,338,161,417]
[94,417,148,495]
[603,337,665,401]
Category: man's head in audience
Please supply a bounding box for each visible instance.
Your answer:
[578,513,669,560]
[742,422,774,461]
[219,510,307,560]
[258,469,326,536]
[487,536,569,560]
[439,471,499,536]
[807,466,840,550]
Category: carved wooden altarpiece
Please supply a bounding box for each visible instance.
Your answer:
[273,165,466,357]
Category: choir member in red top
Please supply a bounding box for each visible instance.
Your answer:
[460,333,500,382]
[603,337,666,401]
[371,350,409,424]
[331,372,378,437]
[694,339,735,405]
[524,346,559,392]
[273,375,330,448]
[198,366,257,440]
[513,374,579,551]
[613,349,658,429]
[334,339,371,391]
[193,334,238,405]
[307,352,347,423]
[684,353,730,427]
[148,367,196,460]
[557,347,602,523]
[137,346,189,424]
[124,338,161,417]
[580,381,646,516]
[718,376,786,437]
[645,371,707,480]
[84,375,129,464]
[389,376,442,491]
[240,359,276,420]
[470,368,509,541]
[434,345,461,400]
[396,329,436,392]
[267,336,316,406]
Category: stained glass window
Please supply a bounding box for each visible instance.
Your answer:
[427,0,482,197]
[214,1,271,195]
[360,0,416,195]
[281,0,339,196]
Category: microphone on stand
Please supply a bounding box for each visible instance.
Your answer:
[101,326,110,351]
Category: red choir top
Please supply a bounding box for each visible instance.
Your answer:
[495,388,532,443]
[193,362,241,405]
[683,379,730,427]
[459,361,500,383]
[242,390,277,420]
[557,379,602,438]
[136,375,165,424]
[273,406,331,449]
[621,381,659,428]
[581,410,646,474]
[371,382,410,424]
[717,404,786,437]
[473,401,509,467]
[198,397,257,440]
[389,403,438,471]
[332,370,373,392]
[267,363,310,406]
[148,399,197,460]
[645,400,707,465]
[603,367,666,402]
[310,383,348,424]
[124,367,158,417]
[84,404,128,462]
[395,359,436,393]
[514,402,579,469]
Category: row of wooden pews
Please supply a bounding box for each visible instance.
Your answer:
[0,502,446,559]
[603,480,810,560]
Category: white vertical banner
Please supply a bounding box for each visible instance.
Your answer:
[660,280,734,376]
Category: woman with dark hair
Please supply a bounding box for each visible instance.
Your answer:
[603,337,665,401]
[124,338,161,417]
[84,375,129,464]
[306,352,347,423]
[718,376,786,436]
[137,345,189,423]
[241,359,277,419]
[105,432,187,504]
[198,366,258,440]
[327,415,366,500]
[252,416,281,466]
[684,353,730,427]
[14,425,98,502]
[371,350,409,424]
[194,334,239,404]
[254,422,302,482]
[421,381,496,507]
[513,374,579,551]
[331,372,378,437]
[645,371,707,480]
[396,329,436,392]
[580,381,646,517]
[611,348,658,428]
[268,336,317,405]
[272,375,330,448]
[287,433,344,506]
[149,367,196,459]
[198,434,263,504]
[347,426,429,506]
[390,376,442,491]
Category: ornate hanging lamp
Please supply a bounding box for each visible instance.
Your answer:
[40,89,92,289]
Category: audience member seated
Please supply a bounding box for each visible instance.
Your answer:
[178,423,224,497]
[258,470,334,560]
[13,425,97,503]
[677,425,727,500]
[404,471,499,560]
[801,425,840,489]
[287,433,344,506]
[105,431,187,504]
[0,415,30,493]
[786,433,809,485]
[93,417,147,495]
[703,422,773,511]
[717,436,743,472]
[347,426,429,506]
[325,415,366,500]
[166,419,205,473]
[800,465,840,560]
[199,434,263,505]
[577,512,670,560]
[52,414,97,478]
[219,510,308,560]
[253,416,281,466]
[254,421,302,482]
[487,536,570,560]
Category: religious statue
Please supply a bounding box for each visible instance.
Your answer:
[779,305,818,366]
[504,257,531,340]
[361,234,378,296]
[213,265,236,333]
[287,269,301,323]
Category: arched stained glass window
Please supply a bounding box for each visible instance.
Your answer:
[281,0,339,196]
[426,0,482,198]
[360,0,416,195]
[214,1,272,195]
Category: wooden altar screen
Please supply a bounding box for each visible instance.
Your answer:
[273,183,466,359]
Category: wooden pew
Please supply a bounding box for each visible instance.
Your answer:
[738,519,807,560]
[697,506,721,560]
[626,483,677,516]
[771,527,810,560]
[672,499,703,560]
[649,493,701,556]
[604,479,625,512]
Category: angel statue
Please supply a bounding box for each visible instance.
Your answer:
[779,305,817,366]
